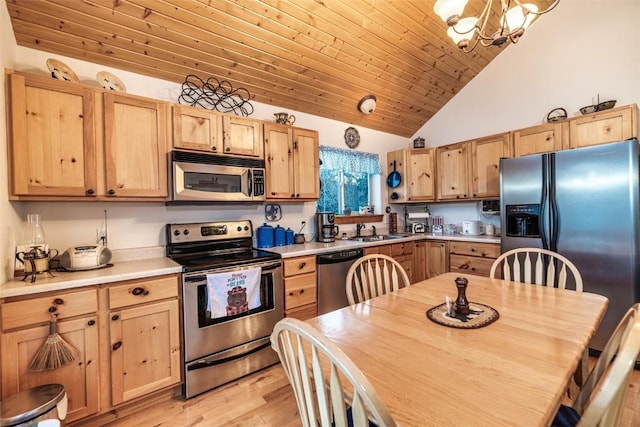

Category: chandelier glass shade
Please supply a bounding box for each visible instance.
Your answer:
[434,0,559,52]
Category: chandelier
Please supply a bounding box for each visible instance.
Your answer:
[434,0,560,52]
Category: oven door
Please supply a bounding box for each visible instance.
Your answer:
[182,259,283,362]
[173,161,264,202]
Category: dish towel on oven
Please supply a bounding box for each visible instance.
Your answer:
[206,267,262,319]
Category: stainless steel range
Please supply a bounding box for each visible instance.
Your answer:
[166,220,283,398]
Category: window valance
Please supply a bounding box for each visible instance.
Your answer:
[319,146,382,175]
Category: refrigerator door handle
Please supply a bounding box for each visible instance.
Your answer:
[549,152,559,252]
[540,154,550,250]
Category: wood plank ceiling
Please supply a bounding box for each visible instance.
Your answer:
[5,0,555,137]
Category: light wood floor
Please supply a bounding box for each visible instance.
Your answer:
[103,358,640,427]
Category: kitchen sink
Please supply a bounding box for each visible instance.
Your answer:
[347,234,407,242]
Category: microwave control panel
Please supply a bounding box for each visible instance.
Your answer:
[253,169,265,197]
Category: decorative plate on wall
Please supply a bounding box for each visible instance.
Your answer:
[45,58,79,83]
[344,127,360,149]
[97,71,127,92]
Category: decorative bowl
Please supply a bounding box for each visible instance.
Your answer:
[579,105,597,115]
[596,100,616,111]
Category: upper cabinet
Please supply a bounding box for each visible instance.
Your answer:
[7,71,169,201]
[469,132,511,199]
[436,142,469,200]
[387,148,435,203]
[569,104,637,149]
[172,104,263,158]
[512,122,568,157]
[264,123,319,200]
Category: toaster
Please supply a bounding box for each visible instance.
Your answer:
[59,244,112,271]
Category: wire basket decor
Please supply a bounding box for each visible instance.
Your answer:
[178,74,254,116]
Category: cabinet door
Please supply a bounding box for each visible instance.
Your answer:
[512,122,567,157]
[470,133,511,199]
[437,143,468,200]
[292,128,320,200]
[406,149,435,201]
[427,241,448,278]
[103,93,168,198]
[1,316,100,423]
[570,105,637,149]
[413,240,428,283]
[284,273,317,309]
[8,73,97,198]
[264,123,295,199]
[110,299,180,405]
[222,115,263,158]
[364,245,391,256]
[172,105,222,153]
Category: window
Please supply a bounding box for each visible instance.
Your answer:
[316,146,381,214]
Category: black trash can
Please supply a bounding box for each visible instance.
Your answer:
[0,384,67,427]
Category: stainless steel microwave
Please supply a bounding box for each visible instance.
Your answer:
[170,151,265,202]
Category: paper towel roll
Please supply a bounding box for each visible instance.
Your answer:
[407,212,430,219]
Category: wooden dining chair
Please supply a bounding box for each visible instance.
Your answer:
[345,254,411,305]
[489,247,583,291]
[270,317,397,427]
[553,303,640,427]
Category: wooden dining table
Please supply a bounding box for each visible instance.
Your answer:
[305,272,609,427]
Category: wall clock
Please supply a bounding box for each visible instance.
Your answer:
[344,127,360,149]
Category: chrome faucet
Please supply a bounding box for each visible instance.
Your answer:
[371,225,377,236]
[356,223,366,237]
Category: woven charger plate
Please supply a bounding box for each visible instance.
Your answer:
[426,302,499,329]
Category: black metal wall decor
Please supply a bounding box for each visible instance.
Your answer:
[178,74,254,116]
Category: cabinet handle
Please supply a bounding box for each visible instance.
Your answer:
[299,289,304,294]
[86,188,95,195]
[112,314,119,321]
[48,306,57,313]
[132,287,149,296]
[225,147,230,152]
[87,320,95,326]
[299,262,306,269]
[471,248,476,252]
[107,189,116,196]
[295,194,300,198]
[112,341,122,351]
[212,146,217,152]
[290,193,295,197]
[459,262,470,269]
[54,298,64,305]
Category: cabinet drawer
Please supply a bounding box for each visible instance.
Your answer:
[285,303,317,321]
[2,289,97,331]
[449,242,500,258]
[283,256,316,277]
[449,254,495,277]
[284,273,316,309]
[108,275,179,310]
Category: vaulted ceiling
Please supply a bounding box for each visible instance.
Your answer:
[5,0,555,137]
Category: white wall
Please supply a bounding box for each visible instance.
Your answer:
[415,0,640,231]
[0,1,410,282]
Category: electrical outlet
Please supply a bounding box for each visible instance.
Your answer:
[96,228,107,244]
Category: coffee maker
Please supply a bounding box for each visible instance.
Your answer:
[316,212,339,243]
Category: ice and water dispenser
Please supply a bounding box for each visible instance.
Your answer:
[505,204,541,237]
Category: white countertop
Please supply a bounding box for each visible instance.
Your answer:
[264,233,501,258]
[1,257,182,299]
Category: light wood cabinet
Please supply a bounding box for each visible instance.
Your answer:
[365,242,414,282]
[172,104,222,153]
[283,255,317,320]
[470,133,511,199]
[436,132,510,200]
[103,93,169,198]
[427,241,448,278]
[222,115,263,158]
[7,71,169,201]
[1,290,100,423]
[264,123,319,200]
[449,241,500,277]
[436,142,468,200]
[387,148,435,203]
[569,104,638,149]
[512,122,568,157]
[106,275,181,406]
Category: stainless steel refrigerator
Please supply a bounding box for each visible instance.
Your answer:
[500,138,640,353]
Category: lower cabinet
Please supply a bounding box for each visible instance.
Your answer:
[0,274,181,424]
[449,241,500,277]
[365,242,414,282]
[283,255,317,320]
[0,290,100,423]
[427,241,449,279]
[107,276,181,406]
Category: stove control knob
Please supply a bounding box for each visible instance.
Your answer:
[183,229,190,235]
[244,225,249,231]
[173,230,180,236]
[237,226,242,232]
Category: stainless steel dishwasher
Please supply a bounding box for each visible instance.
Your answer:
[317,248,363,315]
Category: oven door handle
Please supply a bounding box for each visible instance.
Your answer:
[186,338,272,371]
[183,261,281,282]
